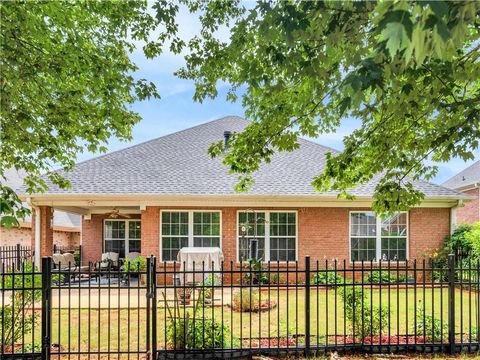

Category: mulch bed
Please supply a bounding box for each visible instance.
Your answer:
[243,337,297,348]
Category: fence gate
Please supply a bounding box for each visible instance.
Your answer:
[41,257,154,360]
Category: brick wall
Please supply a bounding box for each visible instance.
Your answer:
[81,214,104,264]
[0,226,79,248]
[409,207,450,258]
[80,206,452,268]
[81,214,141,264]
[457,188,480,224]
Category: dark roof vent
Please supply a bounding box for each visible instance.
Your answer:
[224,131,232,150]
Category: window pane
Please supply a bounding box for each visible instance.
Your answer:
[129,221,141,239]
[381,213,407,236]
[105,240,125,258]
[105,221,113,238]
[350,212,376,236]
[381,237,407,261]
[350,237,376,262]
[192,211,220,248]
[238,212,266,260]
[129,240,141,253]
[269,212,296,262]
[161,211,190,261]
[380,212,407,260]
[193,237,220,248]
[162,237,188,261]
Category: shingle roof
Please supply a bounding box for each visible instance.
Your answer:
[4,168,80,228]
[442,160,480,190]
[34,116,464,199]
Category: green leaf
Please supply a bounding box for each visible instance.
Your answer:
[379,22,410,56]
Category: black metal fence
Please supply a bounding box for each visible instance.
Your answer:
[1,255,479,359]
[0,244,32,271]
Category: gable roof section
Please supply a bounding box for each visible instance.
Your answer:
[32,116,464,199]
[4,168,81,229]
[442,160,480,190]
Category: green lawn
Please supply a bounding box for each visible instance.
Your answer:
[9,287,480,353]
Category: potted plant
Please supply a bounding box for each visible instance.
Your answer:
[121,256,147,285]
[176,287,193,305]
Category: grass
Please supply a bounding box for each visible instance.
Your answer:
[6,287,480,353]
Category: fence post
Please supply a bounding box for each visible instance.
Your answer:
[448,254,456,355]
[79,245,83,266]
[16,243,21,270]
[151,256,157,357]
[41,257,52,360]
[304,256,311,357]
[146,256,151,359]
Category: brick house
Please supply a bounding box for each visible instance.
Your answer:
[442,160,480,225]
[22,116,469,267]
[1,168,80,249]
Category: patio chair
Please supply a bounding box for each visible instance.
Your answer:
[99,252,120,269]
[93,252,120,282]
[51,253,89,283]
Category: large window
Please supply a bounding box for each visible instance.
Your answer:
[237,211,297,262]
[104,220,141,258]
[350,212,408,262]
[161,211,221,262]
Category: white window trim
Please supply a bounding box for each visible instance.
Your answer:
[159,210,222,262]
[348,211,409,263]
[103,219,141,256]
[236,210,298,263]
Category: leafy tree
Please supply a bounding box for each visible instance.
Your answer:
[0,0,180,227]
[172,0,480,213]
[2,0,479,227]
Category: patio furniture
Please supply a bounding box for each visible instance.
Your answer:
[93,252,120,282]
[51,253,90,283]
[175,247,223,304]
[99,252,120,270]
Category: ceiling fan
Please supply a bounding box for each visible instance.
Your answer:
[105,208,131,219]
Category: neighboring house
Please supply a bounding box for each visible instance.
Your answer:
[1,168,81,249]
[22,116,468,267]
[442,160,480,225]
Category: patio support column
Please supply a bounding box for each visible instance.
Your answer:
[31,206,54,266]
[141,206,160,260]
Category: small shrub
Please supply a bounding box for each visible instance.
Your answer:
[232,288,260,312]
[465,222,480,261]
[311,271,344,285]
[367,270,400,284]
[121,256,147,272]
[340,286,389,339]
[414,306,447,342]
[0,261,41,349]
[166,317,232,349]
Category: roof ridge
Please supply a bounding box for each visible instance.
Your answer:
[297,136,340,154]
[442,159,480,185]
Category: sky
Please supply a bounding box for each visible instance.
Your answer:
[75,5,479,186]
